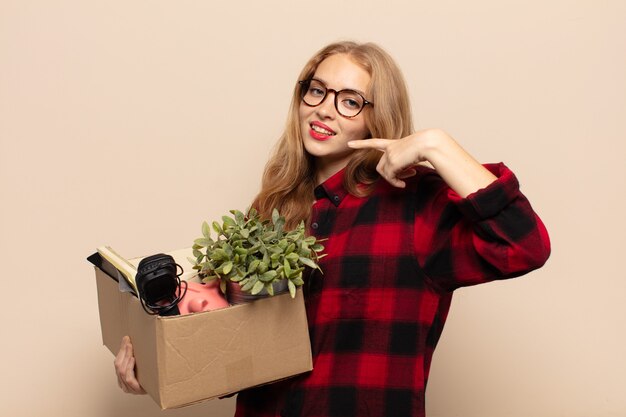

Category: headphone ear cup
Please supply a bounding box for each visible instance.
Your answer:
[142,269,177,302]
[135,254,183,315]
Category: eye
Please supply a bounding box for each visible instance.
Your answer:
[309,87,325,97]
[338,91,364,111]
[342,98,362,110]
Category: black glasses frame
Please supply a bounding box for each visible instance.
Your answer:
[298,79,373,118]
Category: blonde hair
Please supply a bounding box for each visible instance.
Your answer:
[252,41,413,228]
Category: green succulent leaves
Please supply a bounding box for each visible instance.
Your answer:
[192,208,324,298]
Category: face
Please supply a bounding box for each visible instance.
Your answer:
[299,53,371,180]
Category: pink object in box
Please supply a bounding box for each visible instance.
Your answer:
[177,280,229,314]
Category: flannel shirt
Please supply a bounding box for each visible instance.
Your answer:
[234,162,550,417]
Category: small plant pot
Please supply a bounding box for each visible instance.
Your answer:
[226,280,289,305]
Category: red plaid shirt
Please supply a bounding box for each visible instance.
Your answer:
[235,163,550,417]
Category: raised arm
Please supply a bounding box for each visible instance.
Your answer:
[413,162,550,292]
[348,128,496,196]
[349,129,550,292]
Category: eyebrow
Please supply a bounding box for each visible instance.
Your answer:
[311,77,368,97]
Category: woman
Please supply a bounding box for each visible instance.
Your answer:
[116,41,550,417]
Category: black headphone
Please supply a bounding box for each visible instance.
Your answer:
[135,253,188,316]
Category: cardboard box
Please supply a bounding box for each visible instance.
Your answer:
[93,250,312,409]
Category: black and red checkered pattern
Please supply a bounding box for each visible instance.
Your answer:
[235,163,550,417]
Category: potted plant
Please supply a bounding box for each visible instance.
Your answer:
[191,208,324,303]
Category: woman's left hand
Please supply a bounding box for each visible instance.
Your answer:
[348,128,497,197]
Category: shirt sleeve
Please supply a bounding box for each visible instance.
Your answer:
[412,162,551,293]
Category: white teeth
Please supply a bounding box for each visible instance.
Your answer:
[311,124,334,135]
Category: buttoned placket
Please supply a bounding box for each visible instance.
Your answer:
[311,185,340,236]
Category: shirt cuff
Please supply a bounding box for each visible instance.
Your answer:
[446,162,520,222]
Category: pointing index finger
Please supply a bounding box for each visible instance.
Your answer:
[348,138,391,151]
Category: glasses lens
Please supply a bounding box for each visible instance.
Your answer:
[336,90,365,117]
[302,80,326,106]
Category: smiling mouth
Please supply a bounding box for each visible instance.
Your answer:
[310,123,336,136]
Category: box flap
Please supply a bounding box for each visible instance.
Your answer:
[95,267,161,405]
[95,267,128,353]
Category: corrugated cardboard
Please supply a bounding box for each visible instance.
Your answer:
[94,252,313,409]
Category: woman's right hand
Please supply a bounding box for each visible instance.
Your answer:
[114,336,146,395]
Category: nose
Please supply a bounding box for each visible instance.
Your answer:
[315,91,337,119]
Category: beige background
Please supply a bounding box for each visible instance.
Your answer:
[1,1,625,416]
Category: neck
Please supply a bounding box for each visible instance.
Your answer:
[315,158,348,185]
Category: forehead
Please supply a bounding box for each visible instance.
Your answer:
[313,54,370,94]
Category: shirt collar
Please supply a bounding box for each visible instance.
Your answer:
[313,167,348,207]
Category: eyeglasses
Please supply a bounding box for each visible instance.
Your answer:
[299,78,373,118]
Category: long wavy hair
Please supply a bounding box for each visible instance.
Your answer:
[252,41,414,228]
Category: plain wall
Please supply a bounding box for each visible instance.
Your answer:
[1,1,625,416]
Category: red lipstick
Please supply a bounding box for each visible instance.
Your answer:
[309,121,336,141]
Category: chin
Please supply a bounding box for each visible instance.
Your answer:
[302,137,325,158]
